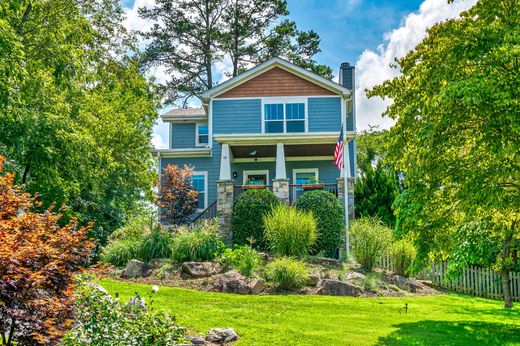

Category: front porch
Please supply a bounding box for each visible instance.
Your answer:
[209,134,355,243]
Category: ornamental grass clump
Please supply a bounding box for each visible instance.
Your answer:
[263,204,317,258]
[350,217,392,272]
[266,257,310,290]
[171,219,225,262]
[139,228,175,262]
[390,239,417,277]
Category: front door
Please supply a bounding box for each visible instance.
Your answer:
[243,170,269,185]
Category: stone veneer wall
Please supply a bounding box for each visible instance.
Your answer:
[272,178,290,204]
[216,180,234,246]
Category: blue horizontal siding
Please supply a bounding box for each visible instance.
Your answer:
[171,123,196,149]
[308,97,342,132]
[286,160,339,184]
[213,99,261,134]
[231,162,276,185]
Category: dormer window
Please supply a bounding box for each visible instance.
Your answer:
[196,124,209,146]
[262,98,307,134]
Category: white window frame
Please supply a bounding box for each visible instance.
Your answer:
[195,123,209,147]
[261,97,308,134]
[292,168,319,184]
[243,170,270,185]
[192,171,208,211]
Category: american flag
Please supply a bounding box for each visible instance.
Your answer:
[334,127,344,170]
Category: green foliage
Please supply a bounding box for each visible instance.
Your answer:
[350,217,392,272]
[368,0,519,307]
[62,276,186,345]
[231,189,279,250]
[171,219,225,262]
[263,204,317,258]
[390,239,416,277]
[139,229,174,262]
[100,239,141,268]
[266,257,310,290]
[0,0,160,246]
[220,245,263,278]
[295,190,344,258]
[355,130,401,227]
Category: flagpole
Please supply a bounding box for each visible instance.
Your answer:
[343,106,350,259]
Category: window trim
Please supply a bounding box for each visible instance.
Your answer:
[243,170,270,185]
[192,171,208,211]
[261,97,308,134]
[195,123,209,147]
[292,168,319,184]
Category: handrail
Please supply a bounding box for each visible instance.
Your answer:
[191,200,217,224]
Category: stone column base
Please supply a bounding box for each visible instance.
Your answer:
[217,179,234,246]
[273,178,290,204]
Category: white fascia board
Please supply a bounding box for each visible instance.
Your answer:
[151,148,211,158]
[213,132,356,145]
[201,57,351,100]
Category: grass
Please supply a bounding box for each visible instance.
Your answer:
[101,279,520,345]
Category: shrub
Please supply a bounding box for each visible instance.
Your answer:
[350,217,392,272]
[263,204,317,257]
[220,245,263,278]
[390,239,416,277]
[0,157,95,345]
[171,219,225,262]
[62,276,186,345]
[158,164,198,225]
[295,190,344,258]
[139,229,174,262]
[266,257,310,290]
[100,239,141,267]
[231,189,279,249]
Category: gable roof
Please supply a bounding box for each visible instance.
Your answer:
[201,57,351,101]
[161,107,207,122]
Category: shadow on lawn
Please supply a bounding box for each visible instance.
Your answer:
[376,320,520,346]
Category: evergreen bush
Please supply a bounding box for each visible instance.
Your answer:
[295,190,344,258]
[231,189,278,249]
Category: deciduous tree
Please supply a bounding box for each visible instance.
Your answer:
[158,164,199,225]
[368,0,519,307]
[0,156,95,345]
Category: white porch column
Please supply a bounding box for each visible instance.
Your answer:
[273,143,290,204]
[219,143,232,180]
[275,143,286,179]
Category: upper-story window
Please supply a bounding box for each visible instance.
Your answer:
[263,98,307,133]
[196,124,209,146]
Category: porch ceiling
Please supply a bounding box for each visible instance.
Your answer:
[230,143,335,159]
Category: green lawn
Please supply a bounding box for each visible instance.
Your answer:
[101,279,520,345]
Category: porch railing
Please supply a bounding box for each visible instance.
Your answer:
[233,184,273,201]
[289,183,338,204]
[191,200,217,224]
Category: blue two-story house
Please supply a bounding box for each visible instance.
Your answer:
[153,57,356,233]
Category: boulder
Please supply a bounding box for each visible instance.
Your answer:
[248,279,267,295]
[186,335,206,345]
[316,279,362,296]
[417,279,434,288]
[182,262,222,278]
[206,328,239,344]
[345,272,366,281]
[258,252,270,262]
[306,274,320,286]
[212,272,265,294]
[392,275,426,292]
[121,259,152,278]
[149,258,175,268]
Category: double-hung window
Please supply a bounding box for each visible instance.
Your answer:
[196,124,209,146]
[191,172,207,210]
[263,99,306,133]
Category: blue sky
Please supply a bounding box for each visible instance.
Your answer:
[121,0,474,148]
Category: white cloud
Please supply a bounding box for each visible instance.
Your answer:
[355,0,476,131]
[151,122,169,149]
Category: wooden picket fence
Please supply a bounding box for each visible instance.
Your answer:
[376,257,520,302]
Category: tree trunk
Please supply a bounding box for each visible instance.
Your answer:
[502,268,513,308]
